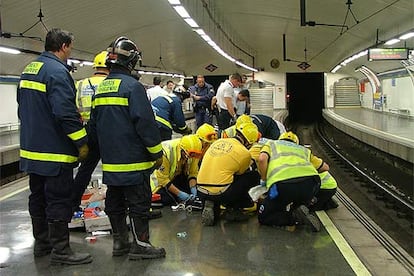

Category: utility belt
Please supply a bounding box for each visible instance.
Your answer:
[193,105,209,113]
[197,183,231,195]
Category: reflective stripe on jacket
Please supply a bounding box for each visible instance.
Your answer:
[17,52,87,176]
[151,95,187,131]
[265,140,318,187]
[76,74,107,122]
[319,171,337,189]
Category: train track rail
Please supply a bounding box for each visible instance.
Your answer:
[297,121,413,267]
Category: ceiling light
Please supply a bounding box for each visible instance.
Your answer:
[173,6,190,18]
[399,32,414,40]
[0,46,21,54]
[168,0,181,5]
[184,18,199,28]
[385,38,400,45]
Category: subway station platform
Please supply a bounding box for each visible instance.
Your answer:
[323,108,414,163]
[0,177,413,275]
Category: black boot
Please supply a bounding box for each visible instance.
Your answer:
[31,217,52,257]
[128,216,166,260]
[48,220,93,265]
[108,215,130,256]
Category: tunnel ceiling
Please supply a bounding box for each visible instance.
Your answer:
[0,0,413,79]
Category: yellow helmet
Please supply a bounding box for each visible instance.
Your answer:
[236,122,259,145]
[279,131,299,144]
[235,114,252,127]
[93,51,108,68]
[179,134,203,159]
[196,123,218,143]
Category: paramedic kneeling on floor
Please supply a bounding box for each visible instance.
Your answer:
[257,131,329,232]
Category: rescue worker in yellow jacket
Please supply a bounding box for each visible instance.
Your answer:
[196,123,218,156]
[309,171,338,211]
[151,134,203,206]
[197,122,261,226]
[72,51,109,212]
[257,132,329,232]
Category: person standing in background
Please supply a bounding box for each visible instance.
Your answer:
[216,73,242,130]
[146,76,168,101]
[189,75,215,128]
[72,51,109,213]
[17,28,92,265]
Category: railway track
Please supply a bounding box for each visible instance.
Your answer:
[296,121,413,260]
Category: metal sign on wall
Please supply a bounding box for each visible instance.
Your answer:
[205,64,218,72]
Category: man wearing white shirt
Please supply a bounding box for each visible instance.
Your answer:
[216,73,242,130]
[147,76,168,101]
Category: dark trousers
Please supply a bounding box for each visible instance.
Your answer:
[195,110,212,129]
[104,172,152,219]
[29,169,74,222]
[199,170,260,209]
[310,188,337,211]
[217,109,232,130]
[158,174,191,205]
[258,176,320,226]
[72,139,100,211]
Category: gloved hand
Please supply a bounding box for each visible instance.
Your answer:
[190,186,198,196]
[183,126,192,135]
[153,156,163,170]
[78,143,89,161]
[260,179,266,187]
[177,191,191,201]
[229,115,237,126]
[269,184,279,199]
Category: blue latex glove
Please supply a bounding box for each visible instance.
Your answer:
[269,184,279,199]
[260,179,266,187]
[190,186,198,196]
[177,191,191,201]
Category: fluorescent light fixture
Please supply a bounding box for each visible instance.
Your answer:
[168,0,180,5]
[184,18,199,28]
[399,32,414,40]
[81,61,94,66]
[385,38,400,45]
[194,29,206,35]
[68,59,80,64]
[331,65,342,73]
[137,70,185,78]
[0,46,21,54]
[173,6,190,18]
[169,3,258,72]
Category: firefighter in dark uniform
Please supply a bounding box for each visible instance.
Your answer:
[17,28,92,265]
[151,94,192,141]
[90,37,165,260]
[250,114,285,140]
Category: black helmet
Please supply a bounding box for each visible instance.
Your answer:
[106,37,141,71]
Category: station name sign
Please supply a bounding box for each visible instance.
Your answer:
[368,48,409,61]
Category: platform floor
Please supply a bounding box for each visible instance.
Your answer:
[328,108,414,142]
[0,177,413,276]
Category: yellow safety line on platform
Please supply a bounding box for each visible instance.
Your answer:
[0,185,29,202]
[317,211,371,276]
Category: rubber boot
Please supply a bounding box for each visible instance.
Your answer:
[48,220,93,265]
[128,216,166,260]
[108,215,130,256]
[201,200,215,226]
[292,205,321,232]
[149,208,162,220]
[31,217,52,257]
